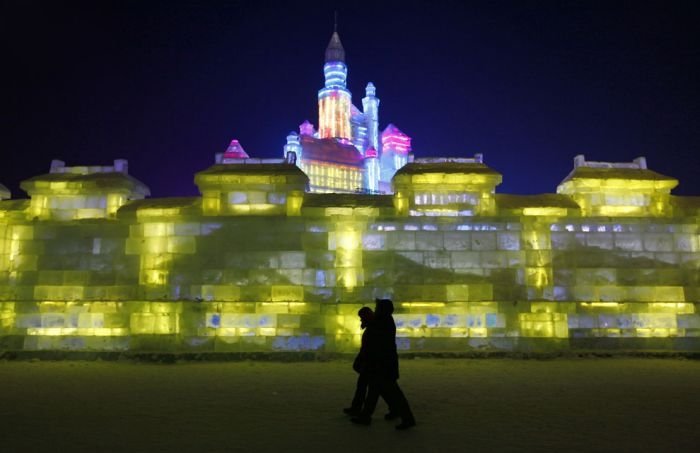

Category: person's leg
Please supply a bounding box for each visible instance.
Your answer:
[383,380,415,429]
[376,378,399,419]
[361,378,380,415]
[351,377,379,425]
[381,395,398,418]
[349,373,368,412]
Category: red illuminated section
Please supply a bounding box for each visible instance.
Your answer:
[381,124,411,154]
[222,139,249,159]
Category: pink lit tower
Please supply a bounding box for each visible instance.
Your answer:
[283,25,412,194]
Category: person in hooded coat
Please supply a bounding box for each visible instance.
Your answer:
[351,298,416,430]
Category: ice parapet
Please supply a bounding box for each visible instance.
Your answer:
[20,160,149,220]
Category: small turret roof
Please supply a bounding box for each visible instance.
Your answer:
[394,161,500,177]
[325,31,345,63]
[365,147,378,158]
[560,166,677,183]
[223,139,249,159]
[20,171,150,197]
[558,154,678,189]
[381,124,408,137]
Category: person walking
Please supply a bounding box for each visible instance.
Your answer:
[343,306,374,416]
[351,298,416,430]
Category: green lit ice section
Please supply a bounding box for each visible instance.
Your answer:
[0,154,699,353]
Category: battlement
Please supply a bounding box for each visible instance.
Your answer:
[19,160,149,220]
[4,154,698,220]
[49,159,130,175]
[393,155,502,216]
[413,154,484,164]
[195,153,308,216]
[573,154,647,170]
[558,155,678,217]
[215,157,288,165]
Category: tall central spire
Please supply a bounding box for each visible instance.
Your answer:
[325,19,345,63]
[318,19,351,140]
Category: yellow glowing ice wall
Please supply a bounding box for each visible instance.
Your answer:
[491,194,579,338]
[123,199,200,304]
[0,194,17,336]
[0,156,699,353]
[300,193,395,350]
[0,218,141,350]
[557,155,678,217]
[547,217,700,341]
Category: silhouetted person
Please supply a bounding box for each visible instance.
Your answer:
[351,298,416,430]
[343,307,374,416]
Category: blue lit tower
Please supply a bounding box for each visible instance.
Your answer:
[362,82,380,152]
[283,131,302,161]
[364,146,380,192]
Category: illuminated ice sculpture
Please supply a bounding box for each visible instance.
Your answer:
[0,32,698,355]
[0,152,699,354]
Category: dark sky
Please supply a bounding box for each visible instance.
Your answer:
[4,0,700,198]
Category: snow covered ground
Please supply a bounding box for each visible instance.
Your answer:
[0,358,698,452]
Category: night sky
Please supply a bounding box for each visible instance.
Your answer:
[5,0,700,198]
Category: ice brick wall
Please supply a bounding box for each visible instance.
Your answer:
[1,160,699,353]
[1,209,698,353]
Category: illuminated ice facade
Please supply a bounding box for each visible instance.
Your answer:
[282,31,411,194]
[1,154,699,353]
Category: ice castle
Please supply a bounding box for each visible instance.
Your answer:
[1,33,699,355]
[281,29,411,194]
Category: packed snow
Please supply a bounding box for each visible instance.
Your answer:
[0,358,698,452]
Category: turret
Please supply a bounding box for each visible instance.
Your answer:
[283,132,302,162]
[196,147,308,216]
[363,147,380,193]
[20,159,149,220]
[557,155,677,217]
[299,120,316,137]
[362,82,380,151]
[379,124,412,192]
[392,155,502,216]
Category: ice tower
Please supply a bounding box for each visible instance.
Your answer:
[318,30,351,140]
[283,28,412,193]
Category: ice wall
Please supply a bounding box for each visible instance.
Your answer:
[0,157,699,353]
